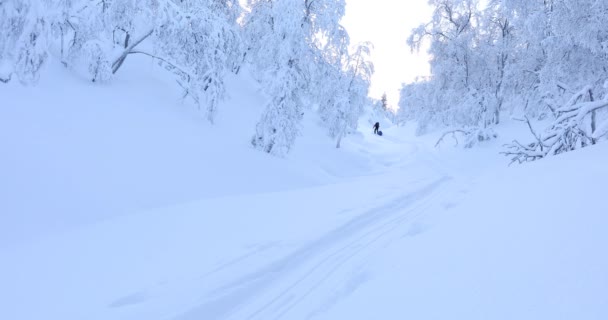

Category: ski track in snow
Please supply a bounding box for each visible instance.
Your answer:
[172,173,453,320]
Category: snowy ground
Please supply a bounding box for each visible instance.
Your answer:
[1,61,607,319]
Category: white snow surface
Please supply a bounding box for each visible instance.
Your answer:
[1,60,607,319]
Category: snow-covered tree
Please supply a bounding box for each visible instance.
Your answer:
[404,0,489,133]
[1,1,50,84]
[0,0,27,82]
[245,0,305,155]
[244,0,357,155]
[151,0,243,122]
[317,42,374,148]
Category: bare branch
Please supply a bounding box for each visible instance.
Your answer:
[435,129,469,148]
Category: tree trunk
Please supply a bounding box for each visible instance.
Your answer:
[124,32,130,48]
[589,89,597,145]
[336,126,344,149]
[59,25,64,60]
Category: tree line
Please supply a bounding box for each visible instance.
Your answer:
[398,0,608,159]
[1,0,374,156]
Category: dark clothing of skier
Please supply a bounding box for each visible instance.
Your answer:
[373,122,380,134]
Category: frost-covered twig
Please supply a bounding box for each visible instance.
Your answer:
[502,140,545,164]
[514,116,545,151]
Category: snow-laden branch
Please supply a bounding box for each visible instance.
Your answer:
[502,86,608,164]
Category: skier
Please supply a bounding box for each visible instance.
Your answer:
[373,122,380,135]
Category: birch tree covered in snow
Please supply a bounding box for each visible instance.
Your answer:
[403,0,488,133]
[151,0,243,122]
[244,0,367,155]
[317,42,374,148]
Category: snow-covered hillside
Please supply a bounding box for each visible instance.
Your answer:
[0,59,370,245]
[1,59,607,319]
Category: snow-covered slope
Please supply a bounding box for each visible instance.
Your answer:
[0,59,372,245]
[1,60,607,320]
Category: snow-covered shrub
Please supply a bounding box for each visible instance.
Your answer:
[71,40,112,82]
[14,17,48,84]
[251,89,303,156]
[0,0,30,83]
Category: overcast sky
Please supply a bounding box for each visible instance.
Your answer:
[341,0,433,109]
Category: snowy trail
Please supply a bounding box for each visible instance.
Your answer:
[167,142,456,320]
[101,137,462,320]
[217,179,450,320]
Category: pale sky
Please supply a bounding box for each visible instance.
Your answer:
[341,0,433,109]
